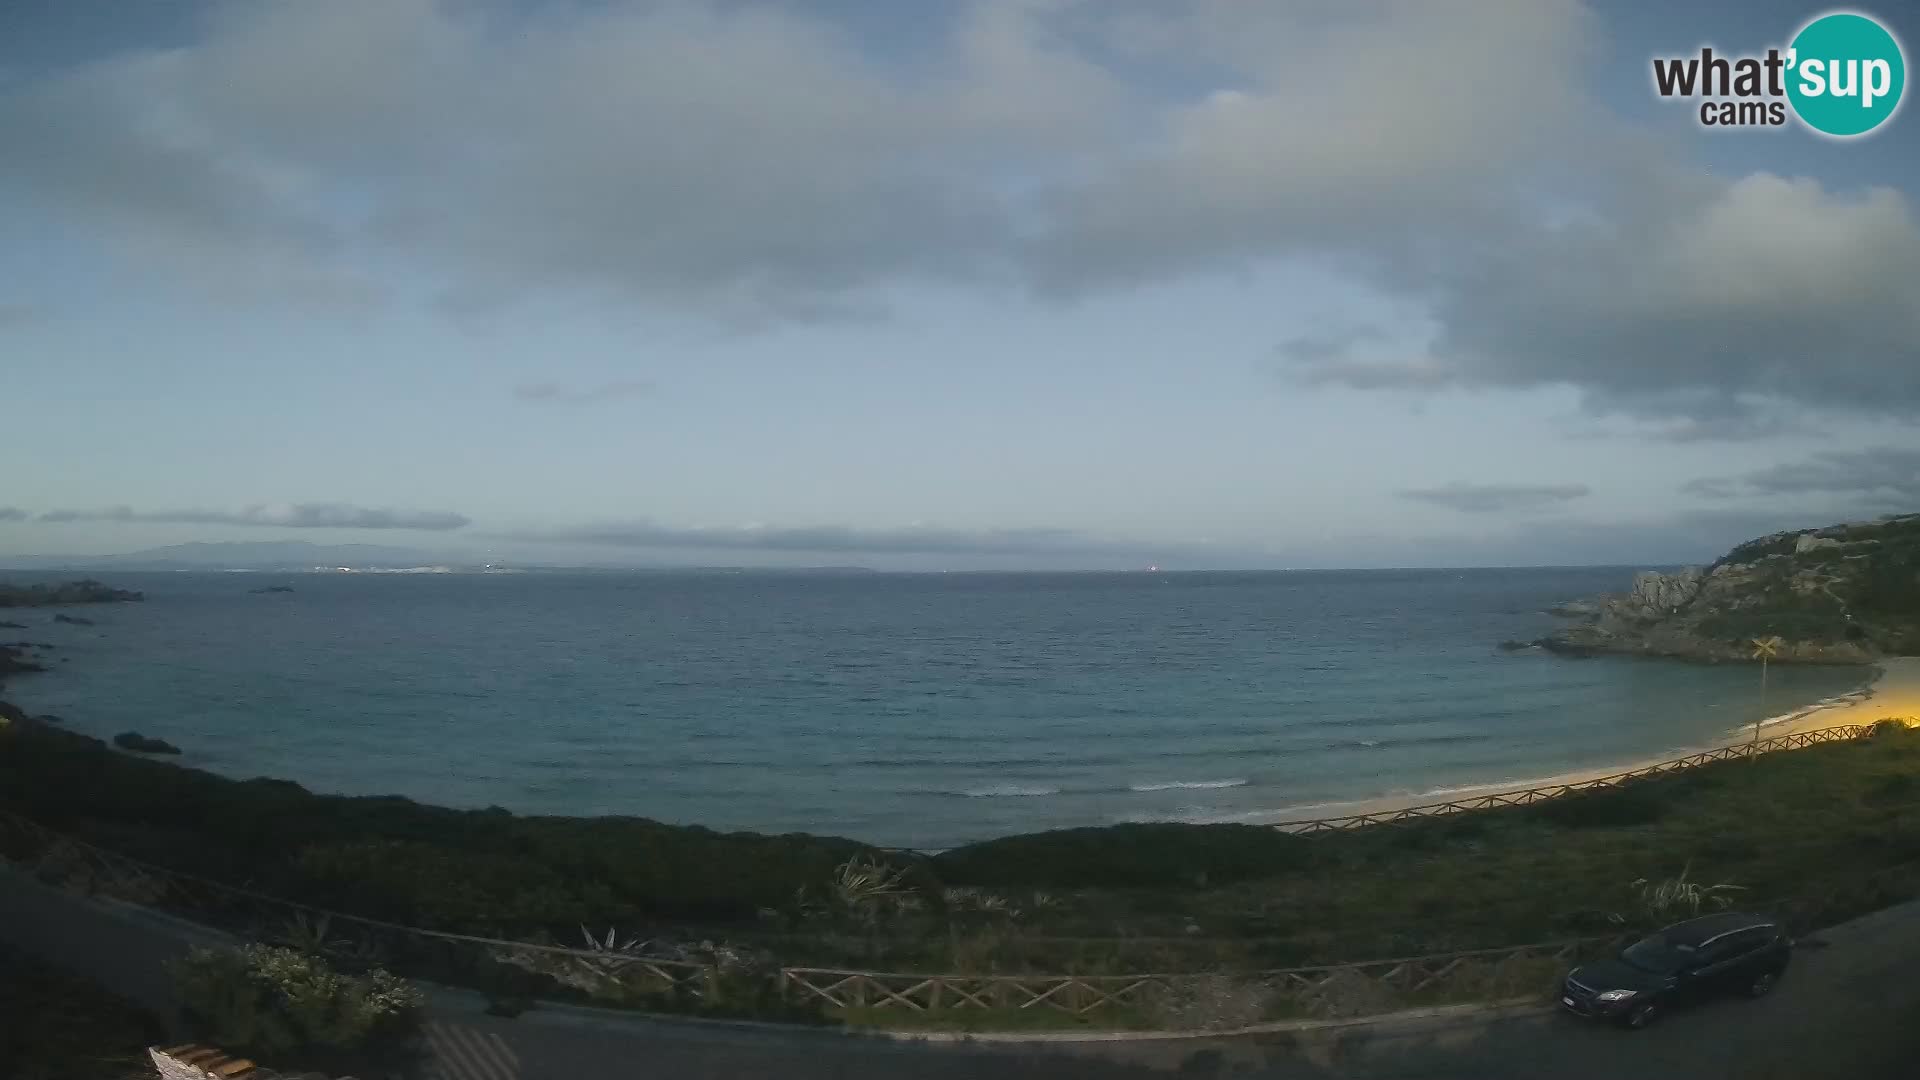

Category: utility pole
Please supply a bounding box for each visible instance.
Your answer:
[1751,636,1783,749]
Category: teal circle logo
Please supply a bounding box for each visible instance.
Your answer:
[1787,11,1906,137]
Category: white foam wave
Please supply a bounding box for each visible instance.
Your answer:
[1128,778,1248,792]
[1728,678,1879,742]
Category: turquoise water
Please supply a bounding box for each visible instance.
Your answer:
[1,568,1869,848]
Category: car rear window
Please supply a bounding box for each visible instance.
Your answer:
[1623,935,1696,971]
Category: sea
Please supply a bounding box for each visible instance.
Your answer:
[0,568,1871,849]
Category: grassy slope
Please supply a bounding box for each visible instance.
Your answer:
[5,717,1918,978]
[1694,515,1920,653]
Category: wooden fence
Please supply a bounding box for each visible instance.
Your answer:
[780,936,1606,1019]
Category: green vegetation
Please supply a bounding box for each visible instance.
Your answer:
[0,942,164,1080]
[1709,515,1920,652]
[5,715,1920,1028]
[0,579,144,607]
[1559,512,1920,661]
[174,945,424,1077]
[935,823,1313,890]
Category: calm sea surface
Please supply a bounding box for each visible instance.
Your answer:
[1,568,1869,848]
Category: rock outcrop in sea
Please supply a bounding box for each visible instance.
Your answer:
[1522,513,1920,665]
[112,731,182,755]
[0,580,144,607]
[0,644,46,681]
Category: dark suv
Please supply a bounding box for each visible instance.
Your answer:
[1561,912,1792,1028]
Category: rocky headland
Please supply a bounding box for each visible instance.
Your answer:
[1523,513,1920,664]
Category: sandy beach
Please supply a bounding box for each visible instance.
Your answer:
[1255,657,1920,828]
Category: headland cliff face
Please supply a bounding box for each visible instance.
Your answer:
[1529,514,1920,665]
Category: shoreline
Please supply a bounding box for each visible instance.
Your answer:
[10,649,1914,844]
[7,574,1917,846]
[1240,658,1920,827]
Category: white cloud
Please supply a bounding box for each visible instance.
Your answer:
[2,0,1916,435]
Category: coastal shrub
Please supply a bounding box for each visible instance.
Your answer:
[1869,717,1916,740]
[173,945,423,1076]
[933,823,1313,889]
[1628,863,1743,922]
[1529,783,1669,829]
[290,839,622,931]
[1864,771,1917,807]
[0,721,881,931]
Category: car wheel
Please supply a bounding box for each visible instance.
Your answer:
[1625,1001,1660,1029]
[1747,971,1779,997]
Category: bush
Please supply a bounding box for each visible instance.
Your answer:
[1529,783,1669,829]
[0,721,879,932]
[174,945,424,1076]
[933,823,1313,890]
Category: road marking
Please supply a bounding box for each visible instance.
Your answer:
[426,1020,521,1080]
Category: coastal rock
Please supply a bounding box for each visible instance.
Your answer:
[52,614,95,626]
[1796,533,1844,554]
[1497,639,1539,651]
[1546,601,1599,618]
[1628,568,1704,613]
[0,700,27,724]
[1522,514,1920,666]
[0,579,143,608]
[0,645,47,678]
[112,731,182,755]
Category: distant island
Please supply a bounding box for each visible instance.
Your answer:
[0,540,878,575]
[1524,513,1920,664]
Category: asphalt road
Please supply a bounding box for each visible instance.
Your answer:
[4,864,1917,1080]
[420,898,1920,1080]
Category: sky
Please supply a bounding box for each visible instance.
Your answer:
[1,0,1917,570]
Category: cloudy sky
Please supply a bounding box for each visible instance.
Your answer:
[1,0,1916,569]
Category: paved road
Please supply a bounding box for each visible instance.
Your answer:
[419,899,1920,1079]
[4,865,1917,1079]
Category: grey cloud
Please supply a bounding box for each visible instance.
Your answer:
[1398,483,1592,514]
[1412,506,1861,568]
[1682,447,1920,507]
[0,507,26,522]
[38,503,470,530]
[2,0,1099,317]
[1282,173,1920,429]
[0,1,1600,319]
[513,380,655,404]
[1363,175,1920,425]
[1028,2,1600,294]
[509,519,1193,560]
